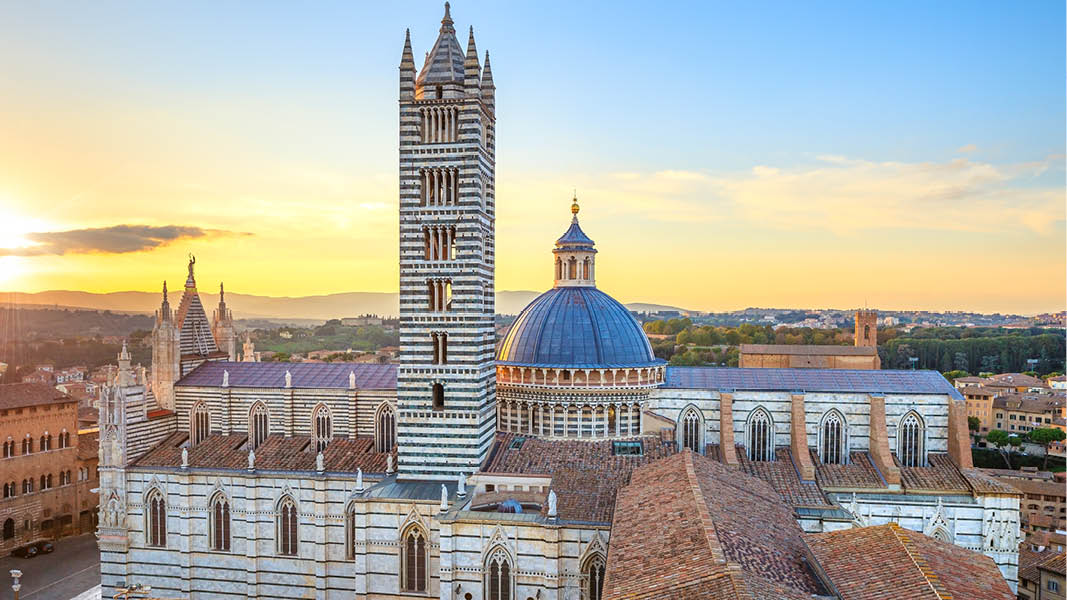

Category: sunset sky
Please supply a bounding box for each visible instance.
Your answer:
[0,1,1063,314]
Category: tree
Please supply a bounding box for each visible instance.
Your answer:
[986,429,1021,469]
[967,416,981,444]
[1029,428,1067,470]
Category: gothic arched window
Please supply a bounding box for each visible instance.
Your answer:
[2,518,13,540]
[22,436,31,455]
[313,404,332,453]
[344,505,356,560]
[210,492,230,552]
[583,553,606,600]
[376,403,396,454]
[680,407,703,453]
[431,382,445,411]
[277,496,298,556]
[401,525,428,592]
[3,439,12,458]
[819,410,847,465]
[898,412,925,467]
[191,401,211,446]
[746,408,774,462]
[249,402,269,450]
[146,488,167,547]
[485,547,512,600]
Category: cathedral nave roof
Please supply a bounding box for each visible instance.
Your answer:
[132,432,394,474]
[176,360,397,390]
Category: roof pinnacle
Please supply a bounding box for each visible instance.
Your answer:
[571,192,580,217]
[440,2,454,33]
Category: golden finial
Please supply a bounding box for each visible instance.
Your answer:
[571,191,580,215]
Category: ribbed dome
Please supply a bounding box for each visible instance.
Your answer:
[497,287,663,368]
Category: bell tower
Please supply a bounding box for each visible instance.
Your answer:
[396,3,497,480]
[855,309,878,347]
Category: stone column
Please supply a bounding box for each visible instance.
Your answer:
[719,392,739,465]
[790,393,816,481]
[868,394,902,487]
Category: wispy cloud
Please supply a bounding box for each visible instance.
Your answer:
[0,224,249,256]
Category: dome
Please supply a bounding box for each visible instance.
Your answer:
[497,287,663,368]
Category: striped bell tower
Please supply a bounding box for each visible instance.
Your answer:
[397,2,497,480]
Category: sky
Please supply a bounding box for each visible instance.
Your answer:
[0,1,1063,315]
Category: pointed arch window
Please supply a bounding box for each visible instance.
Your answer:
[819,410,847,465]
[2,518,13,540]
[277,496,298,556]
[210,492,231,551]
[2,439,12,458]
[898,412,925,467]
[680,407,703,453]
[313,404,332,452]
[249,402,269,450]
[191,401,211,446]
[583,553,606,600]
[146,488,167,547]
[22,436,31,455]
[747,408,774,462]
[485,547,512,600]
[401,525,428,592]
[376,403,396,454]
[344,505,356,560]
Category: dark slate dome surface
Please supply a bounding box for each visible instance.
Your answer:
[497,287,664,368]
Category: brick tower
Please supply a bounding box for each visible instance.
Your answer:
[855,309,878,347]
[396,2,497,480]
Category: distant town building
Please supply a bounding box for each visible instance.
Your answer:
[341,315,384,327]
[1018,548,1065,600]
[739,309,881,369]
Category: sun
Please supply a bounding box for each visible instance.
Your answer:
[0,256,23,287]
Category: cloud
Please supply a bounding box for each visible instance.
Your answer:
[0,224,248,256]
[715,155,1063,235]
[956,144,978,154]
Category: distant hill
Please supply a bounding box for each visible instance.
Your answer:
[0,289,691,321]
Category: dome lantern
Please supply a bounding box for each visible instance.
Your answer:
[553,194,597,288]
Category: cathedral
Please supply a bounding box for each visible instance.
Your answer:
[96,5,1022,599]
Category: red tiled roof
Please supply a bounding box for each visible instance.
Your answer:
[146,408,175,420]
[0,382,72,410]
[737,447,829,507]
[132,432,393,473]
[806,523,1014,599]
[898,453,971,493]
[483,432,676,523]
[603,451,825,600]
[1037,551,1066,576]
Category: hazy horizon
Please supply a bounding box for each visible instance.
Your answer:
[1,1,1064,315]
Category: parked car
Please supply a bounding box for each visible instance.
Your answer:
[35,540,54,554]
[11,544,38,558]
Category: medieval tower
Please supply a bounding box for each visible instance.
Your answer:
[855,309,878,347]
[396,3,497,480]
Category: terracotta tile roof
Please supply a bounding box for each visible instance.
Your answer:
[806,523,1014,599]
[0,382,72,410]
[146,408,175,420]
[815,451,886,489]
[132,432,393,473]
[1037,551,1066,576]
[602,451,826,600]
[737,447,830,507]
[898,453,971,493]
[78,406,99,423]
[995,476,1067,498]
[1018,547,1067,584]
[989,373,1048,388]
[482,433,676,523]
[958,468,1024,495]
